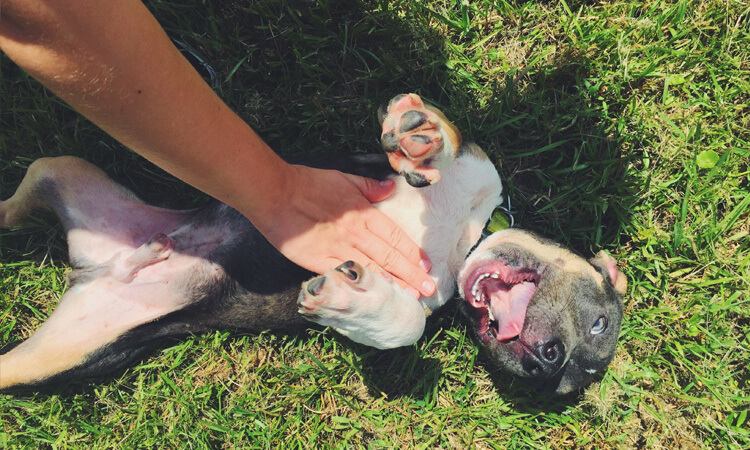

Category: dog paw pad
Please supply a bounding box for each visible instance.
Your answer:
[399,110,429,132]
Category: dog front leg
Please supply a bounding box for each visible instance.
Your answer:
[297,261,426,349]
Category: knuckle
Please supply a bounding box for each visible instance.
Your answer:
[388,225,404,246]
[350,230,368,247]
[363,177,377,193]
[390,227,420,261]
[380,247,400,271]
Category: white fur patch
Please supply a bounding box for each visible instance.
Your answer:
[375,151,502,312]
[467,229,605,283]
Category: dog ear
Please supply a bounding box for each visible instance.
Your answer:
[590,251,627,296]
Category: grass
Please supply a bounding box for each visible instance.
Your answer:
[1,0,748,447]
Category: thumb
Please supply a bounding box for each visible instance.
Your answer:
[344,174,395,203]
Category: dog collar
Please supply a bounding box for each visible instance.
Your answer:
[483,189,516,237]
[482,205,514,237]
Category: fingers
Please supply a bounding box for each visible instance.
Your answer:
[365,209,431,269]
[285,168,434,298]
[354,217,435,297]
[311,237,428,299]
[344,173,395,203]
[371,267,421,299]
[341,172,423,268]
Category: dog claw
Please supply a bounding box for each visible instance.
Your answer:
[306,276,326,296]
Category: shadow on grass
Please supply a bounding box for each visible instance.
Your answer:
[1,0,635,406]
[358,348,442,400]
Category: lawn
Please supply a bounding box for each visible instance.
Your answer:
[1,0,748,448]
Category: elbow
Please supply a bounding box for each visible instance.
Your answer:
[0,1,65,44]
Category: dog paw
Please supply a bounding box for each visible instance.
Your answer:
[379,94,462,186]
[298,261,364,318]
[297,260,426,349]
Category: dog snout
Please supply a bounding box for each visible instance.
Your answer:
[521,338,565,378]
[306,276,326,296]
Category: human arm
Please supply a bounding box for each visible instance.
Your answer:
[0,0,435,296]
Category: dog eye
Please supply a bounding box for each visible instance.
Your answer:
[590,316,608,335]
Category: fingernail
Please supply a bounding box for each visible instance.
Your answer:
[421,279,435,296]
[379,179,394,187]
[420,258,432,272]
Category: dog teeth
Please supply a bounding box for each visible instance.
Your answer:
[471,272,500,302]
[487,306,495,322]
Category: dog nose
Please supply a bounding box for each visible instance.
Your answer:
[306,276,326,296]
[522,338,565,378]
[539,339,564,365]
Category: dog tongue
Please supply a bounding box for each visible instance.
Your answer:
[489,281,535,341]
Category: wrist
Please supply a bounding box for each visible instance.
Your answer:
[235,159,297,233]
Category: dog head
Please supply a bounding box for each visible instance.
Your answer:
[457,229,626,395]
[378,94,462,187]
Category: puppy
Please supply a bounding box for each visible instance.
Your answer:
[298,94,627,393]
[0,94,625,394]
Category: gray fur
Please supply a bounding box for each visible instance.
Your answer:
[461,232,623,395]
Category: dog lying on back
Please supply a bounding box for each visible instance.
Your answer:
[0,94,625,395]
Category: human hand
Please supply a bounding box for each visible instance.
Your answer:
[253,164,435,298]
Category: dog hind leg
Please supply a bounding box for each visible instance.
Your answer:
[0,156,192,268]
[0,262,200,390]
[0,156,211,389]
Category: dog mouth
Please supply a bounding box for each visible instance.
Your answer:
[461,261,540,343]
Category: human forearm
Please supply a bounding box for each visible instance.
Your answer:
[0,0,435,295]
[0,0,289,220]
